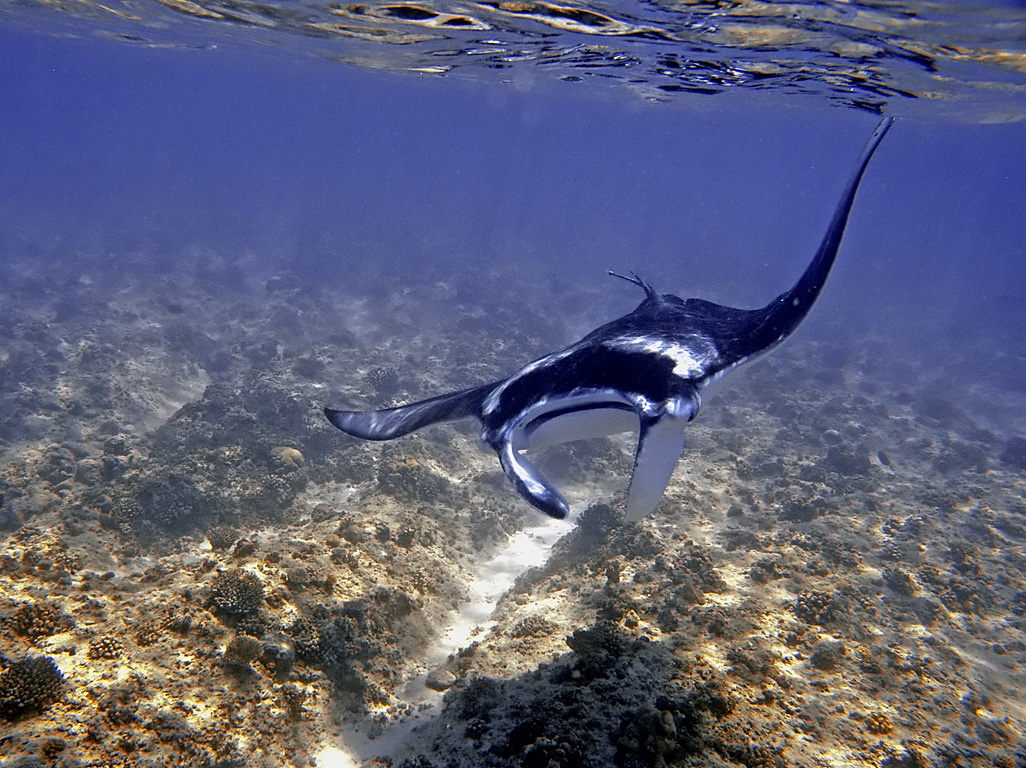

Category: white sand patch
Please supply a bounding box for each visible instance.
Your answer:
[315,510,575,766]
[439,513,571,655]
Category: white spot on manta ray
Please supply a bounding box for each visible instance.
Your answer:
[604,334,718,379]
[483,332,716,417]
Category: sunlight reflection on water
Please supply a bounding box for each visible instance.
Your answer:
[3,0,1025,120]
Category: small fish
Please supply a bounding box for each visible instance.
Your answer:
[326,118,894,521]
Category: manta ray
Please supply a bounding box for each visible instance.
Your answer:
[326,117,893,522]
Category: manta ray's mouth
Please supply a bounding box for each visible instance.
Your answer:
[498,397,636,519]
[497,394,699,522]
[514,397,639,452]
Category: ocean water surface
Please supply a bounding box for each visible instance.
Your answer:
[1,2,1025,766]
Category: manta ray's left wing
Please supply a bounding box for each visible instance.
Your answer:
[325,381,497,440]
[691,116,895,376]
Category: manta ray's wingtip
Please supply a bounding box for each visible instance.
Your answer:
[324,406,402,441]
[324,407,355,433]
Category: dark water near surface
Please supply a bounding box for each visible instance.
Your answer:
[1,2,1026,767]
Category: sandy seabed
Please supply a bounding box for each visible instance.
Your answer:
[1,249,1025,768]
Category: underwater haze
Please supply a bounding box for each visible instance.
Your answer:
[1,1,1026,766]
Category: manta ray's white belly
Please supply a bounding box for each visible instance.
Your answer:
[510,392,639,452]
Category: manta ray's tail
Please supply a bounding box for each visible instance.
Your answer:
[787,116,894,309]
[324,381,497,441]
[726,116,892,358]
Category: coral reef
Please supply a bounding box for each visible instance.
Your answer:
[392,623,786,768]
[206,523,240,551]
[87,635,124,660]
[209,568,265,619]
[367,366,402,396]
[0,655,65,720]
[5,600,75,639]
[224,633,264,669]
[792,589,841,625]
[0,262,1024,767]
[131,473,215,536]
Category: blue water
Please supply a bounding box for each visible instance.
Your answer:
[3,22,1024,326]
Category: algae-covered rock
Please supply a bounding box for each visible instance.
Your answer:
[134,473,215,535]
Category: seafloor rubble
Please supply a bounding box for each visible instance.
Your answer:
[1,250,1024,767]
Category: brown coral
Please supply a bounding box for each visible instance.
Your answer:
[0,656,65,720]
[6,601,74,639]
[866,711,894,734]
[133,622,162,647]
[88,635,124,660]
[210,568,265,617]
[792,589,842,625]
